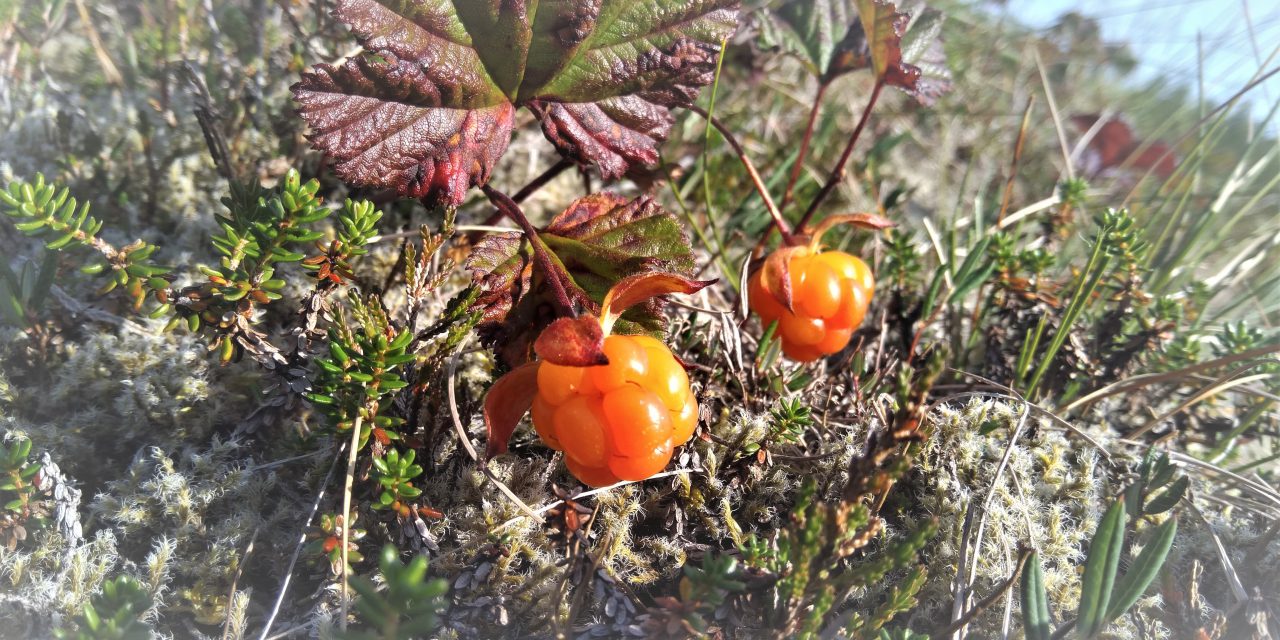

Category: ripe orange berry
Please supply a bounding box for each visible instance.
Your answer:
[537,362,596,404]
[608,442,672,480]
[779,313,826,346]
[554,396,610,468]
[588,335,648,393]
[565,457,620,488]
[748,270,787,323]
[749,249,874,362]
[530,394,561,450]
[791,256,842,319]
[532,334,698,487]
[672,397,698,444]
[602,386,671,456]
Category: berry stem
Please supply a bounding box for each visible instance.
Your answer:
[481,184,576,317]
[780,79,830,213]
[797,79,885,232]
[470,158,575,242]
[686,104,793,244]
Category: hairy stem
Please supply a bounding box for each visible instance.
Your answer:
[780,80,830,212]
[481,184,576,317]
[686,104,793,244]
[798,79,885,231]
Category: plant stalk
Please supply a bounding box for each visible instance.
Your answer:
[472,158,574,238]
[780,80,830,212]
[798,79,885,231]
[686,104,793,244]
[481,184,576,317]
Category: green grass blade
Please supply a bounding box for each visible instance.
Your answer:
[1105,517,1177,624]
[1021,550,1052,640]
[1077,500,1126,638]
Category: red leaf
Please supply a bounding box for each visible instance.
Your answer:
[293,52,515,207]
[600,272,715,331]
[294,0,740,205]
[1133,142,1177,180]
[854,0,917,90]
[787,0,949,104]
[483,361,541,459]
[467,193,694,367]
[1072,114,1177,179]
[530,97,672,180]
[533,316,608,367]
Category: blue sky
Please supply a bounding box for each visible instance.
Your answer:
[1002,0,1280,121]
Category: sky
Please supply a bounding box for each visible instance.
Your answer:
[1002,0,1280,122]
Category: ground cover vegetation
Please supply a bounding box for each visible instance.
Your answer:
[1,0,1278,638]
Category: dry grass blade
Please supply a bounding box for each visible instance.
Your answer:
[943,370,1113,460]
[491,468,699,534]
[1062,343,1280,413]
[935,547,1033,638]
[1138,445,1280,514]
[1032,49,1074,181]
[1125,367,1276,439]
[447,346,544,524]
[258,446,343,640]
[997,95,1036,225]
[957,396,1031,638]
[1187,501,1250,604]
[338,413,362,630]
[223,526,259,640]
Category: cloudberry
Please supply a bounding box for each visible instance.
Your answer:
[532,334,697,487]
[749,250,873,362]
[482,271,713,489]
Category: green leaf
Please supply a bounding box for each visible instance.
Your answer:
[29,250,58,313]
[758,0,855,76]
[1077,500,1126,638]
[468,192,694,367]
[760,0,952,104]
[389,328,413,351]
[293,0,740,206]
[1021,551,1052,640]
[1105,517,1177,623]
[1144,476,1188,515]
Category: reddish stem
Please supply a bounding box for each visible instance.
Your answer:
[797,79,885,232]
[780,80,830,213]
[685,105,793,244]
[470,158,575,241]
[481,184,576,317]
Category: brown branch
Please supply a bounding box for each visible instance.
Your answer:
[780,80,830,212]
[685,105,793,243]
[997,95,1036,225]
[481,184,576,317]
[797,79,885,232]
[931,546,1033,638]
